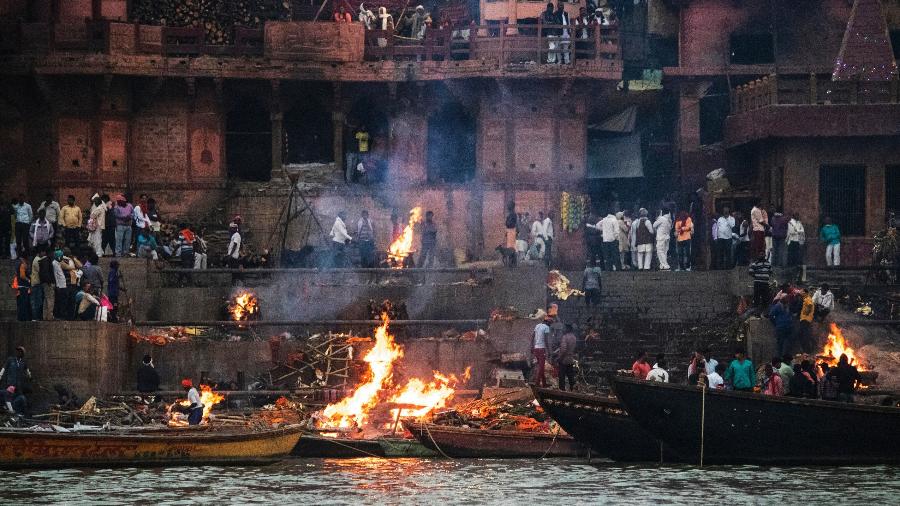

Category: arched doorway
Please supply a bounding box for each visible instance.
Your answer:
[427,102,475,183]
[226,97,272,181]
[345,97,390,182]
[283,99,333,164]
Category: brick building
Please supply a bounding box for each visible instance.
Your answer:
[0,0,897,267]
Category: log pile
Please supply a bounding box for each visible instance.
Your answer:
[129,0,293,44]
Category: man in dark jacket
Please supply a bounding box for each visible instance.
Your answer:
[1,347,31,413]
[137,355,160,394]
[556,324,578,391]
[769,298,794,357]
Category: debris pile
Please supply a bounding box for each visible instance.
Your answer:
[430,394,561,434]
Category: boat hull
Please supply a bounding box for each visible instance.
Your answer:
[291,434,386,458]
[611,376,900,465]
[531,386,680,462]
[404,421,585,458]
[377,437,438,458]
[0,427,303,468]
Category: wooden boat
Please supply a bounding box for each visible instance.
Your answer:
[403,421,585,458]
[611,376,900,465]
[291,434,386,458]
[0,425,303,468]
[531,386,680,462]
[377,437,438,458]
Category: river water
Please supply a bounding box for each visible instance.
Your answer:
[1,459,898,505]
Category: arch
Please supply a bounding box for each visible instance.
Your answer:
[426,101,475,183]
[283,98,333,164]
[226,96,272,181]
[345,95,390,182]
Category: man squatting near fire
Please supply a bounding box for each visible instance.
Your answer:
[180,379,204,425]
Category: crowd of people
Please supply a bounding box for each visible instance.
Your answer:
[630,346,863,403]
[329,207,439,268]
[2,192,249,322]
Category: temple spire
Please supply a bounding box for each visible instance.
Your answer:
[832,0,898,81]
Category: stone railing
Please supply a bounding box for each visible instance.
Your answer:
[731,73,900,114]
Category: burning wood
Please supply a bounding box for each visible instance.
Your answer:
[819,323,867,370]
[387,207,422,268]
[316,315,469,435]
[229,290,259,321]
[168,385,225,426]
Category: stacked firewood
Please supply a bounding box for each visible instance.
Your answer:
[431,395,558,433]
[130,0,293,44]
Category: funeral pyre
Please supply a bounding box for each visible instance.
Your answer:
[167,385,225,426]
[314,315,471,437]
[387,207,422,268]
[429,391,564,434]
[819,323,868,370]
[229,290,260,321]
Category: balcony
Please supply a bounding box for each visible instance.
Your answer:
[725,73,900,147]
[0,19,621,81]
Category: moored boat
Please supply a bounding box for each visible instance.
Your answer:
[403,421,585,458]
[531,386,680,462]
[611,376,900,465]
[377,437,438,458]
[0,425,304,468]
[291,434,387,458]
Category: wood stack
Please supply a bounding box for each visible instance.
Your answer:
[130,0,293,44]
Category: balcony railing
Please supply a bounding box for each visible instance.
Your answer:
[731,73,900,114]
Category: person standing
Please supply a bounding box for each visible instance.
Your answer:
[653,208,672,270]
[14,253,31,321]
[531,317,551,387]
[226,223,242,268]
[812,283,834,322]
[60,248,81,319]
[0,347,31,407]
[136,355,160,394]
[37,193,60,244]
[51,249,69,320]
[633,209,654,270]
[761,363,784,396]
[357,210,376,268]
[786,213,806,267]
[29,246,51,321]
[714,207,734,269]
[617,211,631,270]
[724,349,755,392]
[107,260,123,323]
[101,194,116,256]
[193,228,208,269]
[542,211,554,268]
[797,288,815,352]
[419,211,438,268]
[674,211,694,271]
[132,195,151,237]
[769,298,794,357]
[29,209,54,252]
[505,202,518,267]
[59,195,83,250]
[770,208,788,267]
[750,202,768,260]
[581,259,602,308]
[820,217,841,267]
[556,324,577,391]
[113,196,134,257]
[330,211,352,268]
[833,354,862,403]
[177,225,195,269]
[600,210,620,271]
[182,379,204,425]
[555,2,571,64]
[87,195,106,257]
[631,350,651,380]
[12,194,33,257]
[748,254,773,308]
[542,3,558,63]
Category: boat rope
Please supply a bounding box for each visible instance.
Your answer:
[699,385,706,467]
[423,423,454,460]
[317,436,388,459]
[539,426,561,460]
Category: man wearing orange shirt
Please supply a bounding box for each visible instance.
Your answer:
[631,350,651,380]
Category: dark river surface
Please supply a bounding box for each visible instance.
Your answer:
[1,459,898,505]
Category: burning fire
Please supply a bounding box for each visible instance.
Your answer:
[820,323,865,370]
[168,385,226,426]
[229,290,259,321]
[318,315,467,431]
[388,207,422,266]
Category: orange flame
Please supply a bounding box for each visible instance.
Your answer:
[820,323,864,370]
[168,384,226,426]
[229,291,258,321]
[318,315,468,431]
[388,207,422,266]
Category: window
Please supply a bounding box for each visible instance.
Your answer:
[887,165,899,227]
[699,81,729,145]
[890,30,900,60]
[819,165,866,236]
[730,33,774,65]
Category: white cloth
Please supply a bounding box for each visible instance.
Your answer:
[52,260,67,289]
[133,205,150,229]
[716,216,735,240]
[39,201,60,223]
[705,358,718,376]
[228,232,242,259]
[533,322,550,349]
[787,219,805,244]
[653,213,672,239]
[813,289,834,310]
[707,372,724,389]
[542,217,554,240]
[600,214,618,242]
[656,238,670,270]
[187,387,202,408]
[530,220,545,241]
[330,217,352,244]
[825,243,840,266]
[646,366,669,382]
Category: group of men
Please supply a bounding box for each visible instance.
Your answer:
[508,206,555,267]
[330,208,438,268]
[531,308,578,391]
[584,207,689,272]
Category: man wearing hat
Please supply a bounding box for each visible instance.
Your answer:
[137,355,160,395]
[0,347,31,408]
[181,379,204,425]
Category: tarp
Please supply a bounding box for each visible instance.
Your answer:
[587,133,643,179]
[587,106,636,133]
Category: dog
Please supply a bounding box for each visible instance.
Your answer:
[495,245,516,266]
